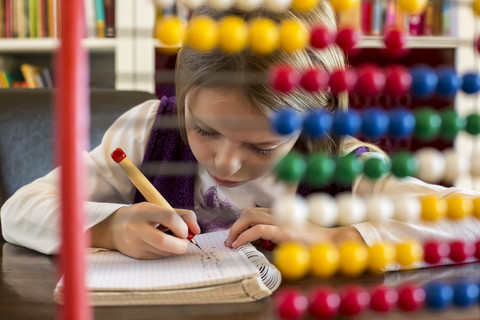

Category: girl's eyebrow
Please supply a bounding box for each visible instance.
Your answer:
[192,112,290,147]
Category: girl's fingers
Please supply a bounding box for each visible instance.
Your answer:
[143,226,190,255]
[226,210,274,247]
[176,209,201,234]
[230,224,279,249]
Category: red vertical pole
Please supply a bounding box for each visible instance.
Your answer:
[56,0,91,319]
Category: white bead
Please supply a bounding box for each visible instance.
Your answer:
[207,0,236,10]
[272,195,308,228]
[415,147,445,183]
[470,150,480,177]
[264,0,292,11]
[178,0,205,9]
[365,195,394,222]
[443,148,469,184]
[307,193,338,227]
[393,195,421,222]
[153,0,175,9]
[336,193,366,226]
[235,0,264,10]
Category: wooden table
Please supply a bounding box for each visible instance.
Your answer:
[1,240,479,320]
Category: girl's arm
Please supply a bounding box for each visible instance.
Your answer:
[0,100,161,254]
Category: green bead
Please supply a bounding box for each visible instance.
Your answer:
[334,154,363,186]
[363,157,391,180]
[414,107,441,141]
[465,113,480,135]
[274,152,306,183]
[440,109,465,140]
[305,152,335,186]
[390,151,418,178]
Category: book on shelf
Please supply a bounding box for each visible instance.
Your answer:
[20,63,53,88]
[104,0,115,38]
[54,230,282,306]
[94,0,105,38]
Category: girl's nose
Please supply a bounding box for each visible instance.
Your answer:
[214,142,242,177]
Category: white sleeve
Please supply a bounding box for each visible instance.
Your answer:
[0,99,161,254]
[350,152,480,270]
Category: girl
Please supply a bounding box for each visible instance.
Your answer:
[2,3,480,264]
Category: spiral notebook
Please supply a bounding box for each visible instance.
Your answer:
[53,230,282,306]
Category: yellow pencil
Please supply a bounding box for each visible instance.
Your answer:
[110,147,201,250]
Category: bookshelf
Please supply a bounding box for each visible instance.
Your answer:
[0,0,156,93]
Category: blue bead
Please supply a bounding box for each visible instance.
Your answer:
[270,109,303,135]
[410,64,438,98]
[424,282,454,310]
[452,280,479,307]
[361,107,389,139]
[462,72,480,94]
[388,107,415,139]
[436,67,462,97]
[332,110,361,137]
[303,110,332,137]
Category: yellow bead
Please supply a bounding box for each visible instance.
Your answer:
[249,18,279,55]
[218,16,248,53]
[473,197,480,219]
[186,16,218,52]
[338,241,368,276]
[279,19,309,53]
[420,196,446,221]
[474,0,480,16]
[395,240,423,267]
[292,0,319,12]
[368,242,395,273]
[446,196,472,220]
[309,243,339,278]
[398,0,427,14]
[155,16,186,46]
[329,0,360,12]
[274,242,310,280]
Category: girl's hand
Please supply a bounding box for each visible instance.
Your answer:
[91,202,200,259]
[225,207,363,249]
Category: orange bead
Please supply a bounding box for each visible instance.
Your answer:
[274,242,311,280]
[396,240,423,267]
[368,242,395,273]
[446,196,472,220]
[218,16,248,53]
[338,241,368,276]
[279,19,308,53]
[420,196,446,221]
[309,243,339,277]
[249,18,279,55]
[186,16,218,51]
[398,0,427,14]
[472,197,480,219]
[475,0,480,16]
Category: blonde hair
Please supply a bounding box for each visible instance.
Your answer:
[175,3,383,156]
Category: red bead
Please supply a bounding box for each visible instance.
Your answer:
[355,64,386,97]
[269,65,300,93]
[397,283,425,312]
[310,25,335,49]
[475,240,480,260]
[384,28,408,58]
[449,240,475,263]
[476,35,480,54]
[384,64,413,97]
[335,27,360,55]
[308,286,340,319]
[338,286,370,317]
[274,288,308,320]
[328,68,357,94]
[261,239,277,251]
[300,68,328,92]
[369,285,398,313]
[423,240,450,264]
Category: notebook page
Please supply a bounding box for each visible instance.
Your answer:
[86,230,259,292]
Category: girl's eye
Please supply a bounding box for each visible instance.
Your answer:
[251,146,275,157]
[194,127,218,137]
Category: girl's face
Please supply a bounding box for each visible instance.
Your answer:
[185,87,300,188]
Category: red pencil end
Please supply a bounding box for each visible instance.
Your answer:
[110,148,126,163]
[187,230,195,241]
